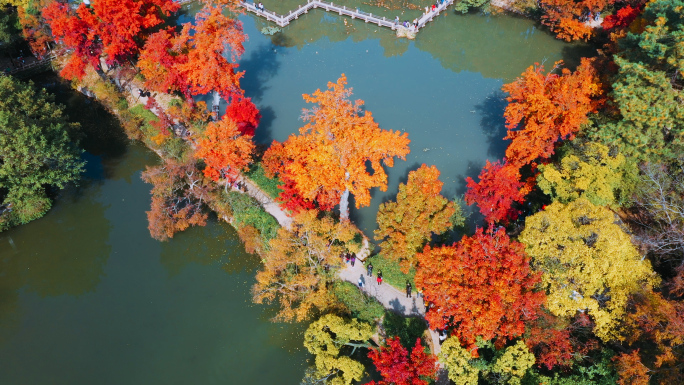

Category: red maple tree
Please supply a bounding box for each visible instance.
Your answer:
[602,5,643,31]
[465,160,530,225]
[525,312,574,370]
[415,227,545,352]
[43,0,179,79]
[367,337,436,385]
[225,96,261,136]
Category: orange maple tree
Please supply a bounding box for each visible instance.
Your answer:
[367,337,437,385]
[539,0,614,41]
[263,74,410,221]
[502,58,602,168]
[194,115,255,182]
[415,227,545,353]
[43,0,179,79]
[465,160,531,225]
[375,164,455,273]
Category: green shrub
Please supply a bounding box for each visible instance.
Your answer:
[128,104,158,138]
[245,162,283,199]
[333,281,385,323]
[382,311,427,348]
[224,191,279,244]
[160,136,189,160]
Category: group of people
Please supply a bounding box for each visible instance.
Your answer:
[254,2,264,11]
[342,252,357,266]
[394,0,447,31]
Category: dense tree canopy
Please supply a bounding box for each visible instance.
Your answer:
[537,142,637,207]
[193,115,254,182]
[367,337,436,385]
[262,75,410,221]
[415,227,544,351]
[43,0,180,79]
[303,314,373,385]
[374,164,455,273]
[0,77,84,231]
[252,210,356,321]
[519,199,659,341]
[465,160,530,225]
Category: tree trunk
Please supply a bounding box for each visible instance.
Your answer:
[339,172,351,221]
[212,90,221,121]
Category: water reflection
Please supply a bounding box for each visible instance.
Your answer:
[249,9,587,81]
[158,217,260,276]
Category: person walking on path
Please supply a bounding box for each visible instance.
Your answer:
[395,16,400,25]
[377,271,383,285]
[358,275,364,288]
[366,262,373,277]
[350,253,356,267]
[406,281,412,298]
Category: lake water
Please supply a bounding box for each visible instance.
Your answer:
[0,6,584,384]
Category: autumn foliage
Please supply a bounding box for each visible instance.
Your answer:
[225,96,261,136]
[175,4,245,102]
[43,0,180,79]
[539,0,613,41]
[375,164,455,273]
[502,58,603,168]
[137,28,190,98]
[263,75,410,220]
[415,227,545,352]
[194,115,254,182]
[252,211,356,321]
[602,5,643,31]
[367,337,437,385]
[142,159,210,241]
[465,160,530,225]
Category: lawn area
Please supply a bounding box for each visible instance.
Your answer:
[366,252,416,291]
[244,162,284,200]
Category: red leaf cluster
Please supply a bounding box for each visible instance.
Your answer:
[367,337,437,385]
[602,5,643,31]
[465,160,529,225]
[415,227,545,352]
[43,0,179,79]
[226,96,261,136]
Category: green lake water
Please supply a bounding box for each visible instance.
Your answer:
[0,6,586,384]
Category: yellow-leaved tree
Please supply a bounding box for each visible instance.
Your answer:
[265,74,410,221]
[303,314,374,385]
[251,210,357,322]
[519,199,659,341]
[537,142,637,207]
[374,164,457,273]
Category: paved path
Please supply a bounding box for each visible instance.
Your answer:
[338,258,442,355]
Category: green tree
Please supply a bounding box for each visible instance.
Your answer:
[454,0,489,13]
[303,314,374,385]
[374,164,456,273]
[0,77,84,231]
[519,199,659,342]
[589,58,684,162]
[537,142,637,207]
[491,340,535,385]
